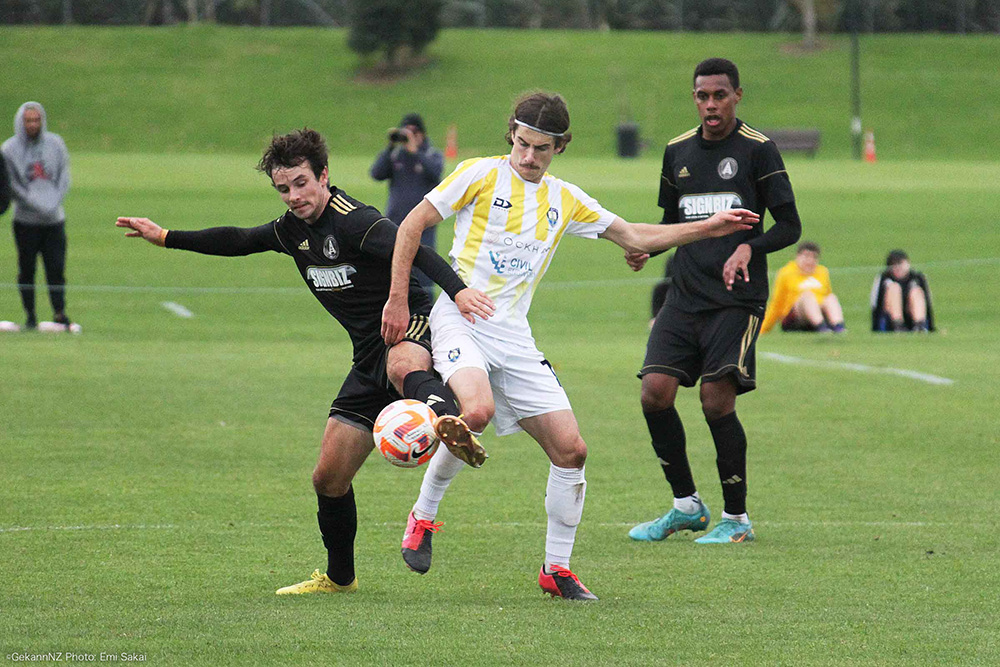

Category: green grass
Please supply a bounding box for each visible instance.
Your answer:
[2,25,999,665]
[1,27,999,159]
[1,152,999,665]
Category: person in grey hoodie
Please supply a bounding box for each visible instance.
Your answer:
[2,101,72,329]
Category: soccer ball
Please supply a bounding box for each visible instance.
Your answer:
[373,399,440,468]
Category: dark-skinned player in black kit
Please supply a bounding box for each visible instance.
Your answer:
[625,58,801,544]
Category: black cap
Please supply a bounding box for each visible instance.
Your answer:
[400,113,425,133]
[886,249,909,266]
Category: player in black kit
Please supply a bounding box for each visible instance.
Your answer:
[116,129,493,594]
[626,59,801,544]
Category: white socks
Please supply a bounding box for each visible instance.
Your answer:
[412,451,591,573]
[411,444,466,521]
[543,464,587,570]
[722,511,750,524]
[673,492,702,515]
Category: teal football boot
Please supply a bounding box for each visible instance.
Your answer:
[694,518,755,544]
[628,500,710,541]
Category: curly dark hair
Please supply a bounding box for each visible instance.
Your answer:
[256,128,328,180]
[505,92,572,154]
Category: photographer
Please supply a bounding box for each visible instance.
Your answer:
[370,113,444,299]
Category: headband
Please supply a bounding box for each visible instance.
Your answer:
[514,118,566,138]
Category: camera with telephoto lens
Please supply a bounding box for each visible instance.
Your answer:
[388,128,407,143]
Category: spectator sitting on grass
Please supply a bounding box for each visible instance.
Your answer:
[761,241,845,334]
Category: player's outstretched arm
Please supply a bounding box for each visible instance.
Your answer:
[116,217,168,246]
[600,209,759,255]
[382,200,443,345]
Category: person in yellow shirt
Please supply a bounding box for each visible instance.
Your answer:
[761,241,845,333]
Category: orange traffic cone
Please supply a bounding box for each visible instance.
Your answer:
[445,124,458,160]
[864,130,876,163]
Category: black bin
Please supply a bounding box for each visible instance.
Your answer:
[617,122,639,158]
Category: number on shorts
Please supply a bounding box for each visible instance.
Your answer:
[540,359,562,387]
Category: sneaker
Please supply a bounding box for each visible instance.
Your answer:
[275,569,357,595]
[433,414,488,468]
[694,518,755,544]
[628,500,710,541]
[538,565,598,601]
[401,511,442,574]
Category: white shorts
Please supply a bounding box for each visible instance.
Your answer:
[430,298,571,436]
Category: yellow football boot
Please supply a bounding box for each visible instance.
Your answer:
[276,569,357,595]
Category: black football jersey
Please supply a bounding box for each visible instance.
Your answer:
[658,120,796,312]
[167,186,430,365]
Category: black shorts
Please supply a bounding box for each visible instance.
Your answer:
[329,314,432,430]
[639,303,762,394]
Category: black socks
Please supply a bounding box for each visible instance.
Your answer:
[707,412,748,516]
[317,487,358,586]
[643,407,696,498]
[402,370,460,418]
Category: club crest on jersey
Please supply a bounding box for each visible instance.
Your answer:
[717,157,739,180]
[323,235,339,260]
[546,207,559,228]
[493,197,513,209]
[306,264,356,291]
[448,348,461,362]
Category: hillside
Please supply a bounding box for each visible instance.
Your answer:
[1,26,996,159]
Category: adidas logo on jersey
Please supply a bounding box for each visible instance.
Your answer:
[298,240,310,251]
[678,166,690,178]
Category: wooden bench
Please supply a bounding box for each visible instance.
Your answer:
[761,128,821,156]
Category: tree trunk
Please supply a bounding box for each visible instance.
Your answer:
[203,0,215,21]
[186,0,198,22]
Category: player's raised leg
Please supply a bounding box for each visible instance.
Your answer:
[403,367,494,574]
[630,370,710,541]
[520,409,597,601]
[387,339,487,468]
[276,417,372,594]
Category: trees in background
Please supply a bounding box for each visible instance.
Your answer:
[346,0,443,67]
[1,0,997,33]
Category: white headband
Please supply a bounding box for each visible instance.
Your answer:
[514,118,566,138]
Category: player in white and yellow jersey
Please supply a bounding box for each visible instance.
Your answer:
[381,92,758,601]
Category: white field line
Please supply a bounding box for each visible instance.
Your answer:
[0,519,945,535]
[160,301,194,318]
[760,352,955,386]
[1,256,997,294]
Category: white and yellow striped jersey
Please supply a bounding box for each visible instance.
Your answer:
[425,155,617,340]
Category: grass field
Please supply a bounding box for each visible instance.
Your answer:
[2,23,1000,666]
[2,150,999,665]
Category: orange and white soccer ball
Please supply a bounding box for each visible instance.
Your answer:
[373,399,440,468]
